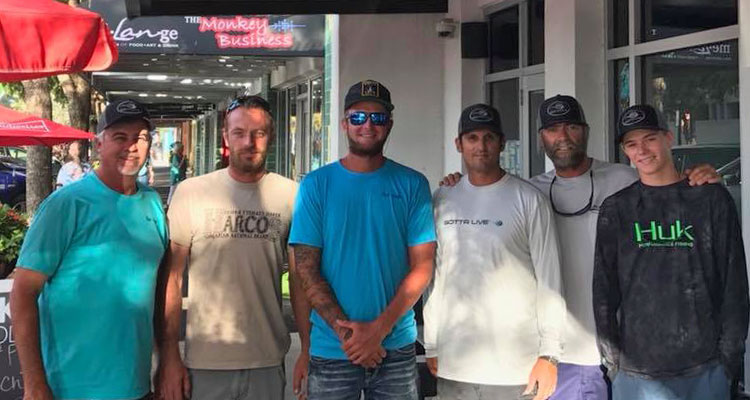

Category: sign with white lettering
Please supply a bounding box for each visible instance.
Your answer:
[88,2,324,56]
[0,280,21,400]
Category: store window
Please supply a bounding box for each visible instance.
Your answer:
[490,79,520,176]
[610,0,738,47]
[528,0,545,66]
[609,0,628,48]
[311,77,324,171]
[487,0,545,178]
[641,0,736,43]
[489,6,519,73]
[607,0,740,214]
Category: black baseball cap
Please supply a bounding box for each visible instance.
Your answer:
[344,80,394,111]
[617,104,667,143]
[539,95,588,130]
[458,103,503,137]
[97,99,154,133]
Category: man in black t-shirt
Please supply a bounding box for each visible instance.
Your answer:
[593,104,749,400]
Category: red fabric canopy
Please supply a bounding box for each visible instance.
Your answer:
[0,105,94,146]
[0,0,118,82]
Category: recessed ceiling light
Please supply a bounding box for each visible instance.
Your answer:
[143,63,150,66]
[218,59,226,63]
[139,93,149,97]
[213,79,223,83]
[226,64,234,68]
[146,74,168,81]
[180,78,193,84]
[185,96,194,100]
[151,58,158,62]
[197,96,204,99]
[203,79,211,83]
[174,95,183,99]
[156,93,167,97]
[243,82,252,86]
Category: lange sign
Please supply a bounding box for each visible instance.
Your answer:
[90,2,324,56]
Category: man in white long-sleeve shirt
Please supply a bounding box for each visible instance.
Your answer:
[425,103,566,400]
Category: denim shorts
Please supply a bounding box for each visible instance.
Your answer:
[307,343,418,400]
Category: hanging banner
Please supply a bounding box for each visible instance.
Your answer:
[88,2,324,56]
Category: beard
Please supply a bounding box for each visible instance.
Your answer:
[230,148,267,174]
[347,135,387,157]
[544,139,588,169]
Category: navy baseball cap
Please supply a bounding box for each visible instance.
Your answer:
[539,95,588,130]
[458,104,503,137]
[344,80,394,111]
[97,99,154,133]
[617,104,667,143]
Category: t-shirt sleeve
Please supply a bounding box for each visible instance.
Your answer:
[407,175,437,247]
[289,176,324,248]
[167,180,192,246]
[16,193,76,277]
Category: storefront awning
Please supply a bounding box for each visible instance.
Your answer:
[126,0,448,17]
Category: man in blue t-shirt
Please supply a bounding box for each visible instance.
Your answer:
[289,79,437,400]
[11,99,167,400]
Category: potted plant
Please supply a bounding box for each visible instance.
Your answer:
[0,204,28,278]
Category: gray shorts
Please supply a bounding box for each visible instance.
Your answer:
[188,366,285,400]
[438,377,533,400]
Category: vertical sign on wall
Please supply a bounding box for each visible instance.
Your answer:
[0,280,22,399]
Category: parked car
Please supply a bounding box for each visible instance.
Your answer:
[0,147,63,211]
[0,157,26,210]
[671,144,741,218]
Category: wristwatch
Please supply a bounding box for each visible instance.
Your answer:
[539,355,559,366]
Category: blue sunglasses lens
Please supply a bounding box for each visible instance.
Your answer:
[369,113,388,125]
[348,112,368,125]
[348,112,388,126]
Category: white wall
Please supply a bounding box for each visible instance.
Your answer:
[337,13,446,188]
[442,0,486,176]
[545,0,608,165]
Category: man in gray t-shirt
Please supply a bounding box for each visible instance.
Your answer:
[441,95,718,400]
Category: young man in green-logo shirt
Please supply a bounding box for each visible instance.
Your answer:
[593,104,749,400]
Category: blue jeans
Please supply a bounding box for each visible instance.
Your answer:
[612,363,729,400]
[307,344,418,400]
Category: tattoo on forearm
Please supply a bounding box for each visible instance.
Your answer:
[293,245,348,332]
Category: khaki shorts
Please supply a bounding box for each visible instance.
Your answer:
[188,365,285,400]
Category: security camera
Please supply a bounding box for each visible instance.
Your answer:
[436,18,457,38]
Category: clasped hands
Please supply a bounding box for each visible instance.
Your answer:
[335,319,389,368]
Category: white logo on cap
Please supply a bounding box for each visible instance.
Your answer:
[621,109,646,126]
[361,80,380,97]
[546,101,570,117]
[116,100,143,115]
[469,107,493,122]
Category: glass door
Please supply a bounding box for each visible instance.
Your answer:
[522,73,545,178]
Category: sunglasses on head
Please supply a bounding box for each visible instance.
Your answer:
[346,111,390,126]
[226,95,271,116]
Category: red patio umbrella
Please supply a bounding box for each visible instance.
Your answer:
[0,0,118,82]
[0,105,94,146]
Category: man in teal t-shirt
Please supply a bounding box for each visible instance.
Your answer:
[289,80,437,400]
[11,99,167,400]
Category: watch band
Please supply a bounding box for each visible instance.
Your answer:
[539,355,559,366]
